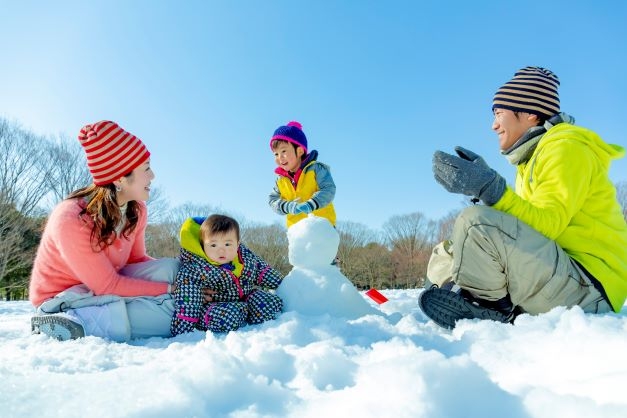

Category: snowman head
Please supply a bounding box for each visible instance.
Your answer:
[287,215,339,268]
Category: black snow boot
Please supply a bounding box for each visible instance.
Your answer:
[418,286,516,330]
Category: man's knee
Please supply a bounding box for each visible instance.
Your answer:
[454,205,520,242]
[456,205,499,228]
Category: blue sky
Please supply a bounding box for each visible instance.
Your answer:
[2,1,627,230]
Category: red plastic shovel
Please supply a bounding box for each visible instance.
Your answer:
[365,288,388,304]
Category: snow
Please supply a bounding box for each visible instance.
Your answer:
[1,216,627,418]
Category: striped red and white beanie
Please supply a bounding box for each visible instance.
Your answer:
[78,120,151,186]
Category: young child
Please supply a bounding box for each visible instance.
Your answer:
[268,121,336,228]
[170,214,284,336]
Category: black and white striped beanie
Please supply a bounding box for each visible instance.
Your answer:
[492,66,560,119]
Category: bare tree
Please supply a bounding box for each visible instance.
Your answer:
[435,209,460,243]
[354,242,394,290]
[241,222,290,276]
[146,185,171,225]
[0,119,53,299]
[0,118,51,215]
[145,223,180,258]
[0,201,41,299]
[336,221,380,286]
[336,221,376,255]
[0,201,25,293]
[42,135,91,207]
[382,212,438,288]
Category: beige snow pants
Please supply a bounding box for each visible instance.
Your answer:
[427,205,611,315]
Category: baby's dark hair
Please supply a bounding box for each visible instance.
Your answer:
[200,214,240,242]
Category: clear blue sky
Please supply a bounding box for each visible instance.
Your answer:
[2,1,626,230]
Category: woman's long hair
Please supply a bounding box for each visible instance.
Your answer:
[67,183,140,251]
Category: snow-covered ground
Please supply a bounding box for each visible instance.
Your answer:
[1,216,626,418]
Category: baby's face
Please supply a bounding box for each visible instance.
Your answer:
[202,230,239,265]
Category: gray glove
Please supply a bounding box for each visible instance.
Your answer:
[432,146,506,206]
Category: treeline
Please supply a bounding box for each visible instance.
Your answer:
[140,208,460,292]
[3,117,627,300]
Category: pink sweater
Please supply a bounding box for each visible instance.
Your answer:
[29,198,169,307]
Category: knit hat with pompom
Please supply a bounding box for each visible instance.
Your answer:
[270,121,308,154]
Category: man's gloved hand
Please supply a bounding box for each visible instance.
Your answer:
[432,146,506,206]
[294,201,314,214]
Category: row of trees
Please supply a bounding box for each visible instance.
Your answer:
[3,117,627,300]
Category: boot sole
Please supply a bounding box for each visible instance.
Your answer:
[31,315,85,341]
[418,287,512,330]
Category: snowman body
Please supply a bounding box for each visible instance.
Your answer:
[276,216,380,319]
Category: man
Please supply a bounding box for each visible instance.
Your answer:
[419,66,627,329]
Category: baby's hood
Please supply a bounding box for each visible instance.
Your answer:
[179,217,211,261]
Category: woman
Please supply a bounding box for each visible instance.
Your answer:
[29,120,179,342]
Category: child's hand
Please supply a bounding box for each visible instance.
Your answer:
[284,198,301,214]
[294,201,313,214]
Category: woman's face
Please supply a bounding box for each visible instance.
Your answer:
[115,160,155,205]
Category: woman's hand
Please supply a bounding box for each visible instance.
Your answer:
[203,288,217,303]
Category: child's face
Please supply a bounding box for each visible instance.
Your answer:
[273,142,304,173]
[202,230,239,265]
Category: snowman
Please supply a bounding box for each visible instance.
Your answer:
[276,215,381,319]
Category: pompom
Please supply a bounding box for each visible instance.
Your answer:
[286,121,302,130]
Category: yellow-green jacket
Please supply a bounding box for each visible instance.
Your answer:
[494,123,627,311]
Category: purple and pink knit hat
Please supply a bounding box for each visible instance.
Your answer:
[269,121,308,154]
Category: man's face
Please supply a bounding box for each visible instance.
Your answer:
[492,109,538,151]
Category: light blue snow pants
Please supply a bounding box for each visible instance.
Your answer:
[121,258,178,338]
[447,206,611,315]
[36,258,179,341]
